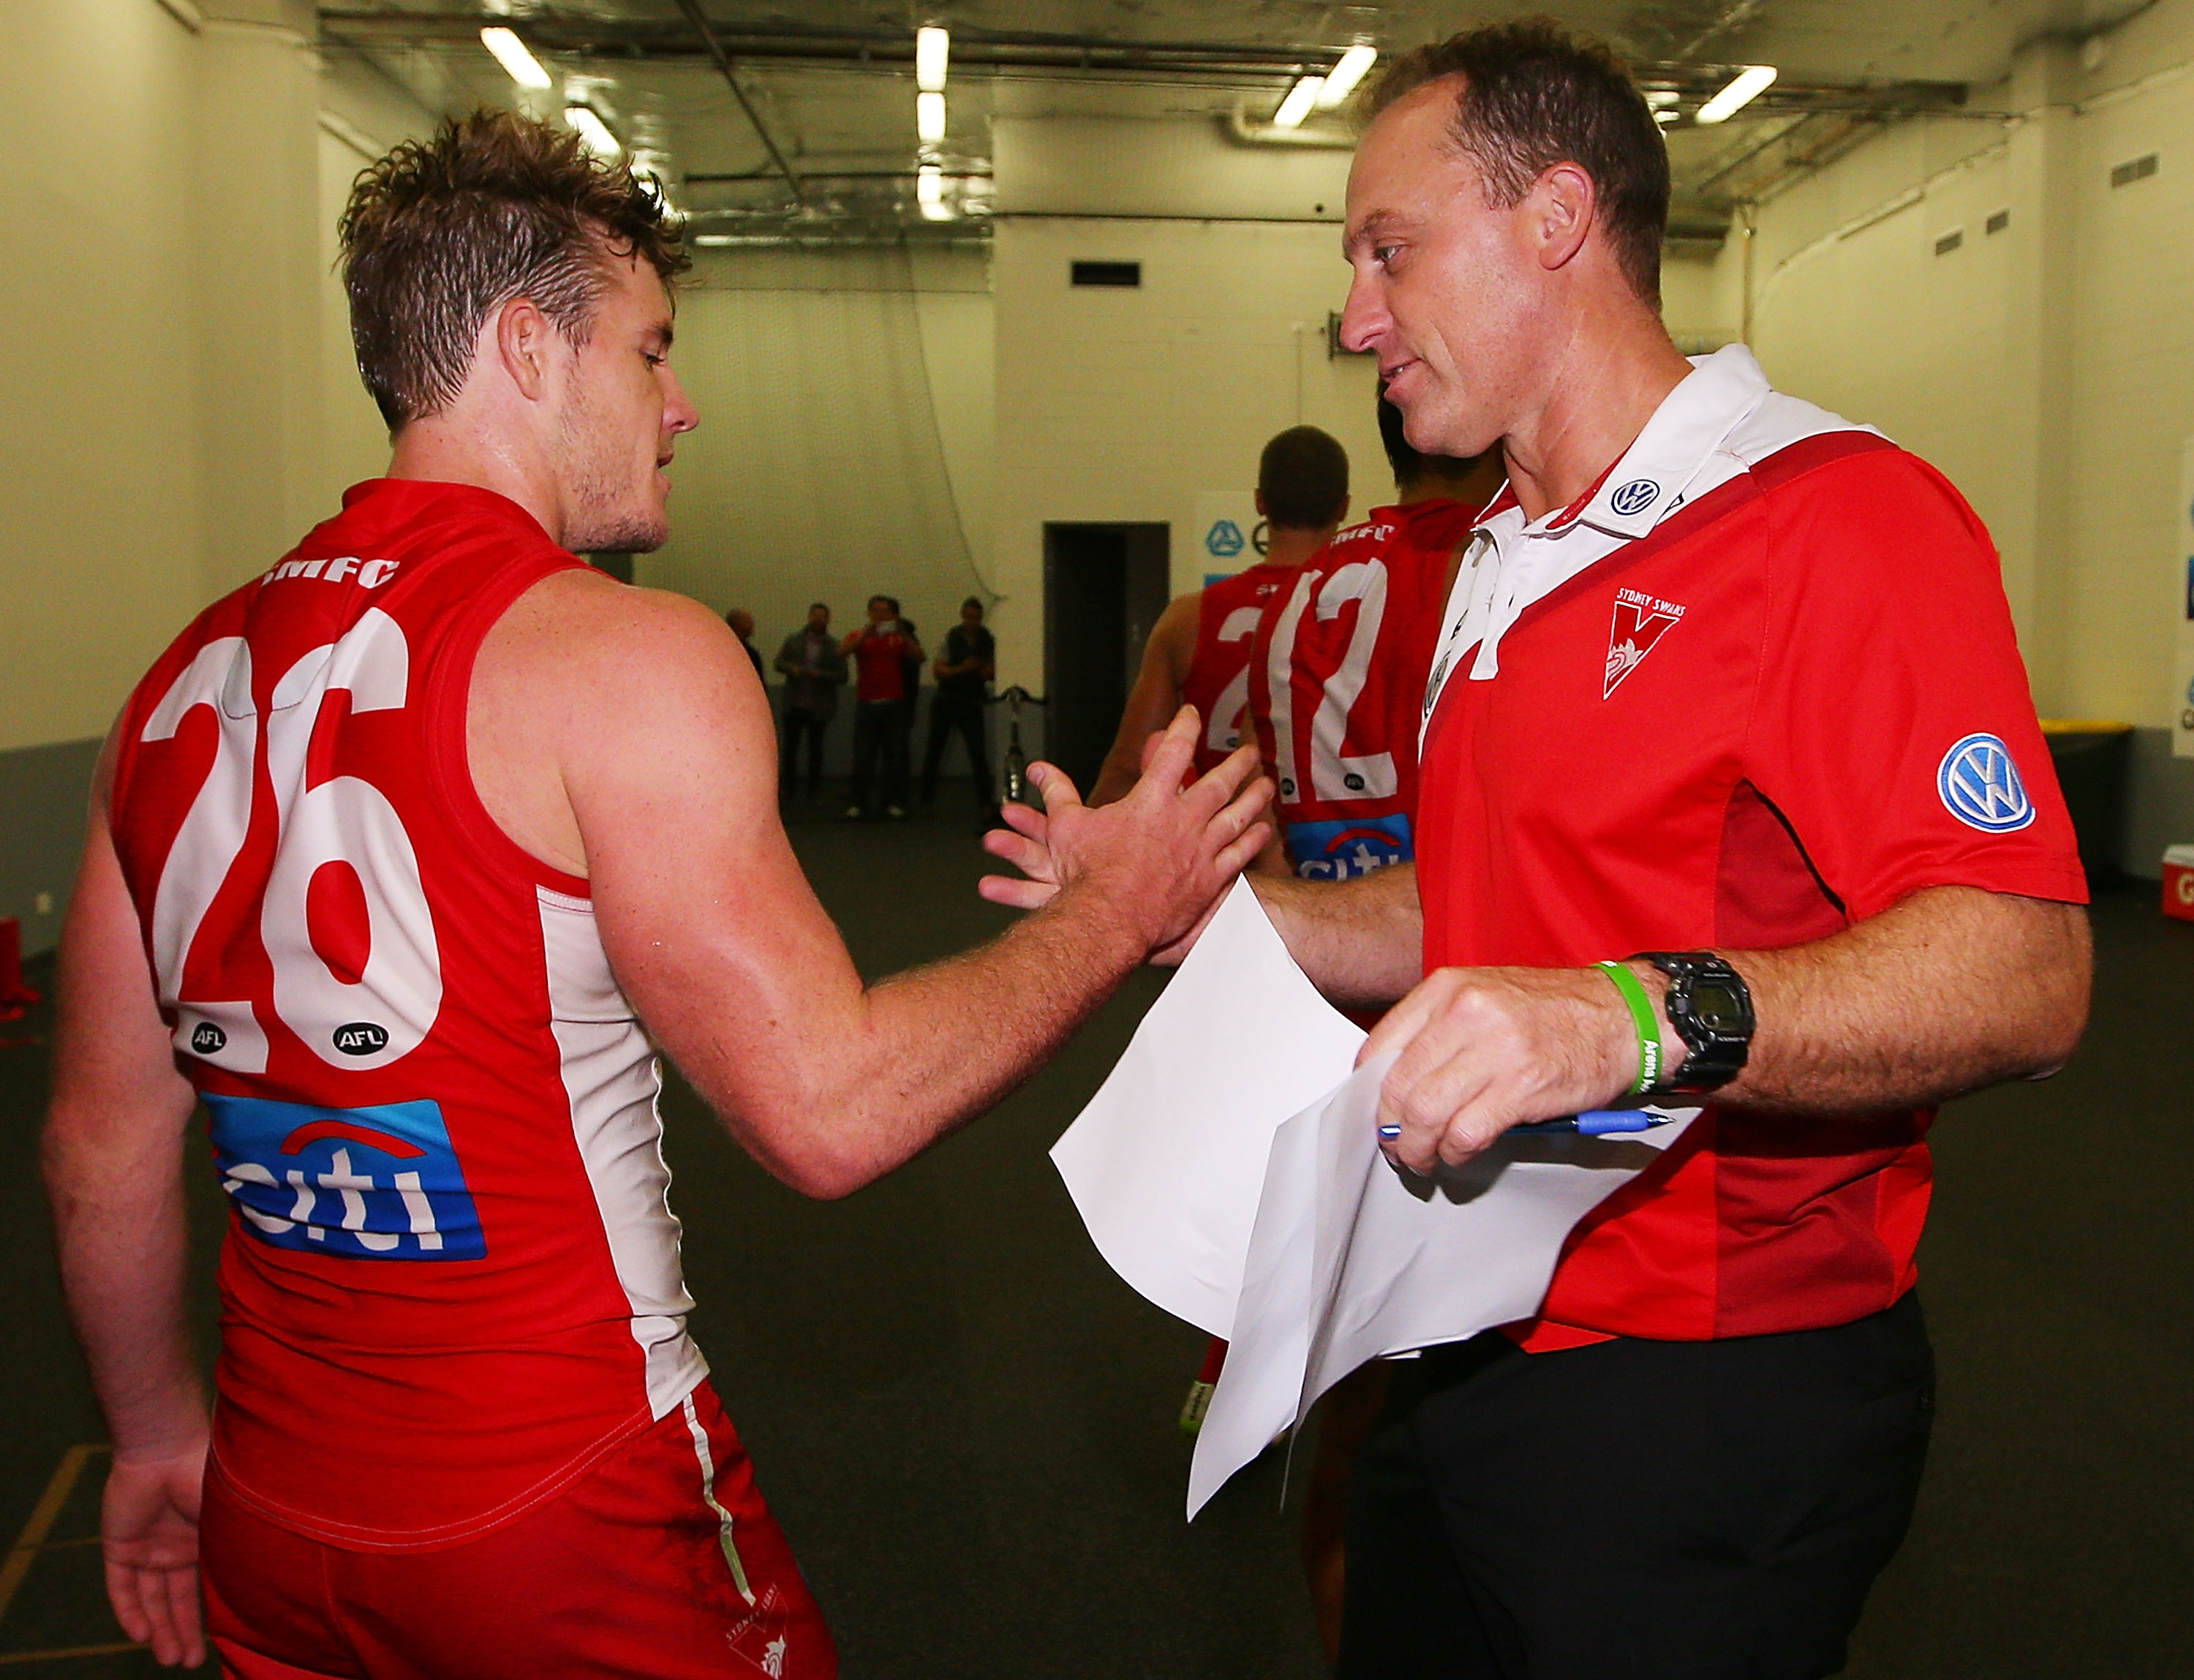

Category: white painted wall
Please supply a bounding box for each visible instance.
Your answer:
[0,0,435,757]
[1718,0,2194,733]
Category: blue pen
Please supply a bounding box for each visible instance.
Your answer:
[1376,1109,1669,1140]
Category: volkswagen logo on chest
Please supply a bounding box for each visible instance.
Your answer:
[1937,734,2035,832]
[1609,479,1661,518]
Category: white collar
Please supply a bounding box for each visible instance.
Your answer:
[1420,345,1778,721]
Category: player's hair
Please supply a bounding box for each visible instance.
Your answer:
[339,110,690,431]
[809,601,829,613]
[1369,19,1669,304]
[962,596,984,613]
[1259,426,1350,531]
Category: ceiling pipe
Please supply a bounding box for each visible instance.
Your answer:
[668,0,806,206]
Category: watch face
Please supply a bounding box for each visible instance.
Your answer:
[1690,981,1748,1031]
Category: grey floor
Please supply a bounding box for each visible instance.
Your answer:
[1,803,2189,1676]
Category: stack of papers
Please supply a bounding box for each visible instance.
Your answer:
[1052,881,1695,1517]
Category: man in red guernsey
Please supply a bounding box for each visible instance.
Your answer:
[1252,393,1503,887]
[43,113,1270,1677]
[1088,426,1350,804]
[989,23,2091,1679]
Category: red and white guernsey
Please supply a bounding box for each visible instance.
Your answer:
[1414,347,2088,1349]
[1248,500,1476,881]
[1179,561,1297,777]
[108,478,707,1550]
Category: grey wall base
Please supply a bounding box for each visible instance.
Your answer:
[2124,727,2194,881]
[1,737,100,957]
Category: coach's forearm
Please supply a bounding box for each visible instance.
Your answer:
[1683,886,2091,1115]
[42,1113,207,1454]
[1252,864,1424,1007]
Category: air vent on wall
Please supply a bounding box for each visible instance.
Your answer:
[1071,260,1141,287]
[1986,208,2010,236]
[1934,228,1964,256]
[2111,151,2160,188]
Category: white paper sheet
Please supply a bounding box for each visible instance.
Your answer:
[1049,879,1367,1338]
[1052,879,1697,1518]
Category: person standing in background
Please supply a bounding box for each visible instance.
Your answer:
[921,598,998,825]
[774,603,846,807]
[725,609,764,681]
[842,595,922,818]
[1090,426,1351,806]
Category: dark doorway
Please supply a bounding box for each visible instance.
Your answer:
[1043,523,1170,796]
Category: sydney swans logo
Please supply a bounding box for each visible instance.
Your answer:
[1605,588,1686,697]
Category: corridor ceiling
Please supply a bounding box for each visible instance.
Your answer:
[317,1,2158,240]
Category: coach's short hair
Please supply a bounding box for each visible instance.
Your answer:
[1370,19,1669,304]
[339,110,689,430]
[1259,426,1350,531]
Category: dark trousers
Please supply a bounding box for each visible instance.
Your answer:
[781,707,829,797]
[848,699,908,813]
[1338,1292,1934,1680]
[920,699,993,807]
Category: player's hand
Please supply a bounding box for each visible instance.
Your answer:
[979,707,1273,956]
[102,1437,209,1668]
[1362,964,1660,1175]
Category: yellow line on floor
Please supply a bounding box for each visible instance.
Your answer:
[0,1644,146,1665]
[0,1445,108,1628]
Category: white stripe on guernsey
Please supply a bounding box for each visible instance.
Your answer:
[538,886,709,1420]
[682,1393,755,1605]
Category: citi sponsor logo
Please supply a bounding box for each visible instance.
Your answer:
[261,555,400,588]
[205,1093,486,1261]
[1289,813,1413,881]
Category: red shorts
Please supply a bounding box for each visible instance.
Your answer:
[201,1380,836,1679]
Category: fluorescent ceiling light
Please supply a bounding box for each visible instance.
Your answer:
[1645,88,1679,108]
[1317,44,1377,106]
[1654,108,1679,125]
[917,163,951,220]
[1696,64,1776,125]
[565,105,619,158]
[916,26,949,92]
[917,90,946,143]
[480,26,551,91]
[1273,75,1324,128]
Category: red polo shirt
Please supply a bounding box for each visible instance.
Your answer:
[1415,350,2087,1349]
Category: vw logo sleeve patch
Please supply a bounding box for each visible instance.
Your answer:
[1610,478,1662,518]
[1937,733,2036,832]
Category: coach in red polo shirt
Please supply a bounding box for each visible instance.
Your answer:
[1245,23,2092,1680]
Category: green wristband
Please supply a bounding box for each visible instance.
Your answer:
[1596,960,1662,1095]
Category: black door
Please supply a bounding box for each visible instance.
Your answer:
[1044,523,1170,796]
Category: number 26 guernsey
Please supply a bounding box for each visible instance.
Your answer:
[108,478,707,1551]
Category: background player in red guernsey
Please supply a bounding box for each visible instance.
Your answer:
[1088,426,1349,804]
[41,114,1270,1677]
[991,23,2093,1680]
[1251,392,1502,886]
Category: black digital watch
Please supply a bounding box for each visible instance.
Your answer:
[1633,951,1754,1096]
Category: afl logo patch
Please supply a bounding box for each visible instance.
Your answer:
[1610,478,1661,518]
[189,1021,227,1056]
[1937,734,2035,832]
[333,1021,391,1057]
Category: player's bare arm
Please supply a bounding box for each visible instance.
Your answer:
[40,741,210,1671]
[1089,592,1202,806]
[1366,886,2091,1175]
[472,573,1272,1199]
